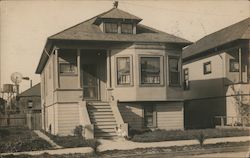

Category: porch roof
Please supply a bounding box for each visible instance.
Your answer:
[183,17,250,60]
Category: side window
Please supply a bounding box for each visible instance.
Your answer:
[203,61,211,74]
[183,68,189,90]
[169,57,180,86]
[58,50,77,75]
[229,58,239,72]
[117,57,132,85]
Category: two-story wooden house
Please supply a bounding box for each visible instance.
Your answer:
[183,18,250,129]
[35,6,191,138]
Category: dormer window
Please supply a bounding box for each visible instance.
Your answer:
[105,23,118,33]
[121,23,133,34]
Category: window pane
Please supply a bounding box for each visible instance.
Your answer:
[169,57,180,85]
[121,23,133,34]
[141,57,160,84]
[117,57,131,85]
[105,23,118,33]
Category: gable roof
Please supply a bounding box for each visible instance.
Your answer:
[36,7,191,74]
[183,17,250,60]
[18,83,40,97]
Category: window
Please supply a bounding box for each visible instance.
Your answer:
[229,59,239,72]
[144,105,156,128]
[117,57,131,85]
[59,63,77,74]
[105,23,118,33]
[58,50,77,75]
[121,23,133,34]
[169,57,180,85]
[141,57,161,84]
[203,61,211,74]
[183,68,189,90]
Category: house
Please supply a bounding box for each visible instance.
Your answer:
[183,18,250,129]
[17,83,41,114]
[35,5,191,138]
[17,83,42,129]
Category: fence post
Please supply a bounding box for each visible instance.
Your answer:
[221,117,224,127]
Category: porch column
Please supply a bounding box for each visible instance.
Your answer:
[239,48,242,82]
[106,50,112,88]
[77,49,81,88]
[54,48,59,89]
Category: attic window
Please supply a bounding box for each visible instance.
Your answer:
[121,23,133,34]
[105,23,118,33]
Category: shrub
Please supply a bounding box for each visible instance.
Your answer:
[0,128,10,139]
[73,125,83,137]
[85,139,101,153]
[195,132,206,147]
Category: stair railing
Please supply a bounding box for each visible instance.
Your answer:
[110,100,128,138]
[78,101,94,139]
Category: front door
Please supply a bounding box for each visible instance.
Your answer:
[82,64,99,100]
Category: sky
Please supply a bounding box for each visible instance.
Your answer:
[0,0,249,92]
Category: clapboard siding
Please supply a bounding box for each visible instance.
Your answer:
[57,103,80,135]
[156,103,184,130]
[118,103,143,129]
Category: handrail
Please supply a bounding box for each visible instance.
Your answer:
[78,101,94,139]
[110,100,128,137]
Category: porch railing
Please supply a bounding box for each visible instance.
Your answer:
[214,116,249,127]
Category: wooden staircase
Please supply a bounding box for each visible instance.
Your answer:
[87,102,118,139]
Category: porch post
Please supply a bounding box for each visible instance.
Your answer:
[77,49,81,88]
[54,48,59,89]
[107,50,111,88]
[239,48,242,82]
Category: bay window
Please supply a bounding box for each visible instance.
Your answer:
[169,56,180,85]
[117,57,131,85]
[140,57,161,85]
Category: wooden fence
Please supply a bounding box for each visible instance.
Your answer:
[0,112,41,130]
[0,114,26,127]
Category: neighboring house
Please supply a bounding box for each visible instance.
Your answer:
[17,83,41,114]
[35,6,191,138]
[183,18,250,129]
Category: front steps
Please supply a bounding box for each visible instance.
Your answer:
[87,102,118,138]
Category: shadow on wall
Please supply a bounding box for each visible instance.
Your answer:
[118,103,144,130]
[184,98,226,129]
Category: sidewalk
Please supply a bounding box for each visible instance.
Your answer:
[98,136,250,151]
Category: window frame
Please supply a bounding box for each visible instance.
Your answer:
[203,61,212,75]
[115,55,133,87]
[139,55,164,87]
[168,56,181,86]
[104,22,118,33]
